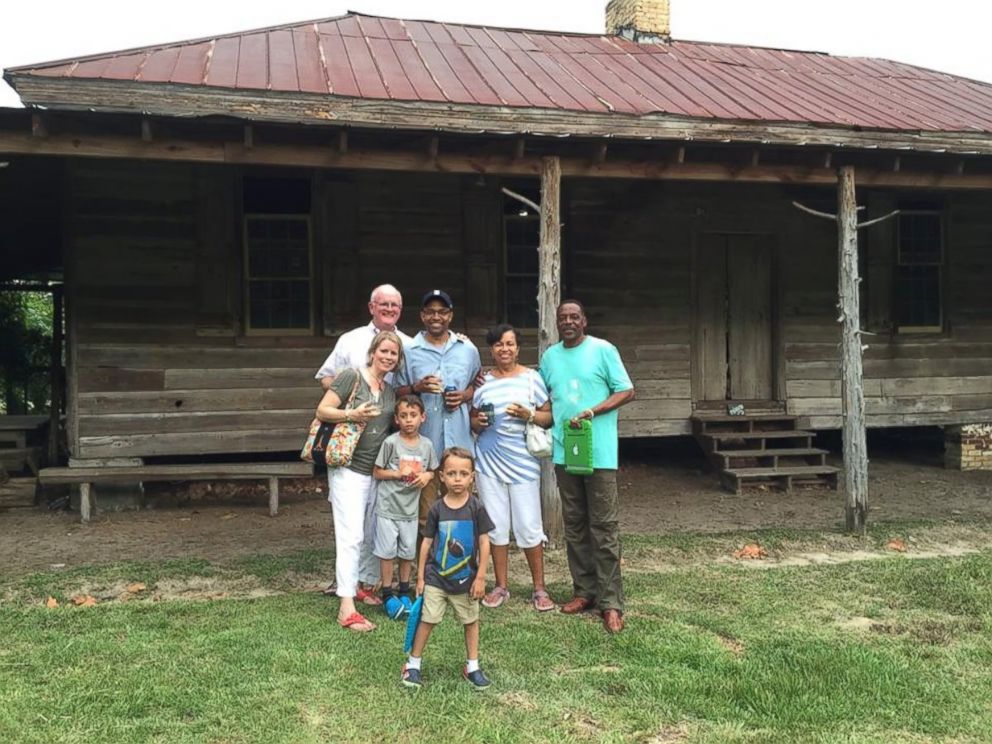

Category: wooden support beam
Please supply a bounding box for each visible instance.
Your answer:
[676,146,686,164]
[268,476,279,517]
[244,124,254,149]
[79,482,93,522]
[750,148,760,167]
[337,129,348,153]
[594,142,608,163]
[48,287,63,469]
[837,165,869,535]
[893,155,901,172]
[427,135,439,160]
[141,118,154,142]
[514,137,526,159]
[31,113,47,138]
[538,156,563,545]
[2,130,992,189]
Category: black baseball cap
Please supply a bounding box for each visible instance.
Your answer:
[421,289,453,308]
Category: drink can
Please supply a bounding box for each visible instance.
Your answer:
[479,402,495,425]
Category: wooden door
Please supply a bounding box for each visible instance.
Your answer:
[694,234,775,401]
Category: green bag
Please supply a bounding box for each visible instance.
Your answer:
[563,419,594,475]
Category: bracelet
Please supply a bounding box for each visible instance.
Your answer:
[527,410,536,423]
[344,410,351,423]
[585,408,595,419]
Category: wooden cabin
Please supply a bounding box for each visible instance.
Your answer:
[2,5,992,501]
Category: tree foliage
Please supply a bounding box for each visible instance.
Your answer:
[0,290,54,414]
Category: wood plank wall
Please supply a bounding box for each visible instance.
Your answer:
[66,161,992,460]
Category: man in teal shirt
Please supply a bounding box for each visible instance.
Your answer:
[539,300,635,634]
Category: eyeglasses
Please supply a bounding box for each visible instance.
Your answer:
[422,308,452,318]
[373,301,401,309]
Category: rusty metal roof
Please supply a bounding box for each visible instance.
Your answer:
[8,12,992,134]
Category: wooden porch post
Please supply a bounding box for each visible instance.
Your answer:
[47,287,63,468]
[538,156,563,544]
[837,166,869,533]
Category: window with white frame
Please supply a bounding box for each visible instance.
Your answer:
[894,210,943,332]
[243,177,313,333]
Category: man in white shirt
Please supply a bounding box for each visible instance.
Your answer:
[315,284,413,389]
[315,283,412,603]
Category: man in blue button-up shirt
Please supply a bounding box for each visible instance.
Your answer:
[396,290,481,525]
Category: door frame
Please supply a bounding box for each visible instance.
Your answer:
[690,230,784,406]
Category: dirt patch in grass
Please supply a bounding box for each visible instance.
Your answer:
[1,438,991,579]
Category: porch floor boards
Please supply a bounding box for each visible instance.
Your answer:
[692,410,840,495]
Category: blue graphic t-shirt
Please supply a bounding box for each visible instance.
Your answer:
[422,496,495,595]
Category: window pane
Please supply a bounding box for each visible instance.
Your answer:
[899,213,941,264]
[507,243,539,275]
[895,265,940,328]
[506,276,538,328]
[248,279,310,329]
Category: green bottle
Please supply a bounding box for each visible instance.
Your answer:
[563,419,594,475]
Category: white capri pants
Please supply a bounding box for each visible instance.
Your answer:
[476,471,546,549]
[328,467,376,598]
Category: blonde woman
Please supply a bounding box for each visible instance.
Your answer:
[317,331,403,632]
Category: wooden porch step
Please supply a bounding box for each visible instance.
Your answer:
[692,415,798,435]
[704,430,815,452]
[720,465,840,495]
[717,447,829,468]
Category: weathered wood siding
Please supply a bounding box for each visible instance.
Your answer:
[67,164,492,459]
[65,161,992,459]
[783,189,992,430]
[68,161,322,459]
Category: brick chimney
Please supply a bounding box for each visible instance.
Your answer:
[605,0,670,43]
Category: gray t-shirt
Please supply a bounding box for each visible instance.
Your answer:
[374,432,438,520]
[328,368,396,476]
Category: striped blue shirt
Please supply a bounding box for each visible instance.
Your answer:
[472,369,549,484]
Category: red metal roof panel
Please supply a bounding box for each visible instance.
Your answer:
[291,26,328,95]
[9,12,992,135]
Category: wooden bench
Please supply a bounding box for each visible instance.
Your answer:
[39,461,314,522]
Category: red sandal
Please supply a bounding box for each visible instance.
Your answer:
[339,612,375,632]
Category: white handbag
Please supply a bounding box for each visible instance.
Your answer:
[525,371,552,459]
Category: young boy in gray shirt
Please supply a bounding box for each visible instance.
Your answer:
[373,395,437,618]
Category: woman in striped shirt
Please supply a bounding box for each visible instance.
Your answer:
[470,324,555,612]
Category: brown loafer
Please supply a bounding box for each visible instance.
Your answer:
[560,596,594,615]
[602,609,624,633]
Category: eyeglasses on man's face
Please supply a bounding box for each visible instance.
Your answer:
[373,301,402,310]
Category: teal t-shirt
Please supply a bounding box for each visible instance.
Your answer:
[539,336,633,470]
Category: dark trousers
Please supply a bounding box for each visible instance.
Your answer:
[555,466,624,612]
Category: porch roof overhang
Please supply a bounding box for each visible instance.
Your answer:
[1,104,992,191]
[10,75,992,158]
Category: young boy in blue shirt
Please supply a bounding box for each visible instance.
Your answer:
[402,447,494,690]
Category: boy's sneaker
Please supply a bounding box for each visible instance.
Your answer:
[401,665,422,689]
[463,668,492,690]
[383,596,405,620]
[399,595,413,614]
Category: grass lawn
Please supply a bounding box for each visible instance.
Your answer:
[2,525,992,743]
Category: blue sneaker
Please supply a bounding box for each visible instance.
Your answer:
[399,595,413,615]
[463,668,492,690]
[384,596,404,620]
[401,665,422,689]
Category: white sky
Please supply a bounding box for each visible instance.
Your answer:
[1,0,990,109]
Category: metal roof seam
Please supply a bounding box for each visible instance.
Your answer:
[201,41,214,86]
[527,38,615,113]
[478,26,556,109]
[401,22,449,103]
[312,24,332,95]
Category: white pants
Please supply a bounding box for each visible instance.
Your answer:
[328,467,375,598]
[476,471,546,549]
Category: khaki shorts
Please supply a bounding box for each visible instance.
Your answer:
[421,584,479,625]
